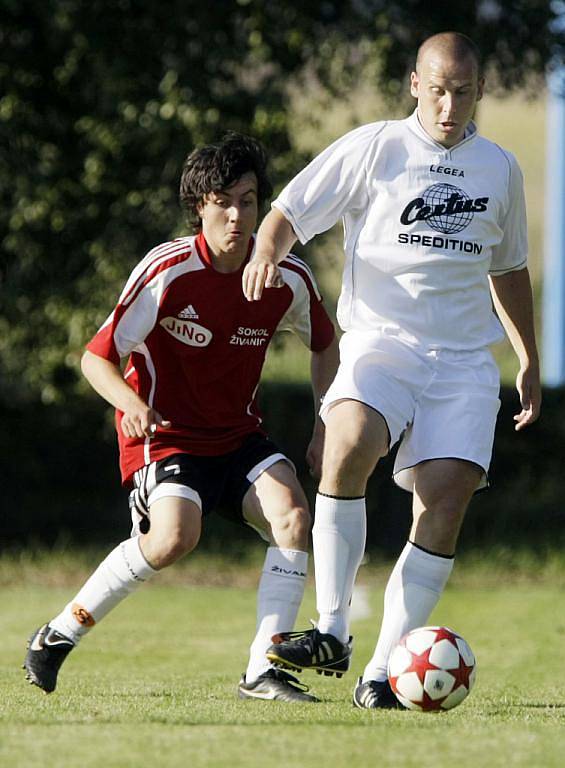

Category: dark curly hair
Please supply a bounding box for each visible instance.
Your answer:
[179,132,273,233]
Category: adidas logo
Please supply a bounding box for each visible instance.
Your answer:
[178,304,199,319]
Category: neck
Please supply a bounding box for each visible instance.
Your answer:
[209,250,246,273]
[198,232,251,273]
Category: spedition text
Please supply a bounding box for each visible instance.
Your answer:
[398,233,483,253]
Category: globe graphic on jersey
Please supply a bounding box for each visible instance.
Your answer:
[422,183,474,234]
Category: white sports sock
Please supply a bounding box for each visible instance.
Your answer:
[362,541,454,683]
[245,547,307,683]
[313,494,366,643]
[49,536,157,644]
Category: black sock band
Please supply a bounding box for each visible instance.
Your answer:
[409,540,455,559]
[317,492,365,501]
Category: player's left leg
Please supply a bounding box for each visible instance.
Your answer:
[24,496,202,693]
[238,459,318,702]
[355,458,481,709]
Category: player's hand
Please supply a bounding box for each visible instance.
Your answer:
[513,364,541,431]
[242,259,284,301]
[306,429,324,480]
[120,405,172,439]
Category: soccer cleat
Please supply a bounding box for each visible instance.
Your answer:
[266,627,352,678]
[238,668,319,703]
[23,623,75,693]
[352,676,406,710]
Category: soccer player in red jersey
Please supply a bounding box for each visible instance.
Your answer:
[23,133,339,702]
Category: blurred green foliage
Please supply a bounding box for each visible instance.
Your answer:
[0,0,561,404]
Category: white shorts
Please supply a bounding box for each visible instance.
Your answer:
[321,330,501,491]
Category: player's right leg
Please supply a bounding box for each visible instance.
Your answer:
[267,400,388,677]
[23,495,202,693]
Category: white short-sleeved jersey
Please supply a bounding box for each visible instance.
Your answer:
[274,110,528,351]
[87,233,334,483]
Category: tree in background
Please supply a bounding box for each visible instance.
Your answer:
[1,0,561,404]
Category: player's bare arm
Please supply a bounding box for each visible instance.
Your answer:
[242,208,297,301]
[81,350,171,438]
[306,334,340,478]
[489,268,541,430]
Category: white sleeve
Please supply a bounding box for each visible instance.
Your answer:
[489,151,528,275]
[273,122,384,244]
[89,239,195,361]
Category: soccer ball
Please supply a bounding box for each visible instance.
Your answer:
[387,626,476,712]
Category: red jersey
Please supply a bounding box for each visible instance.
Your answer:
[87,233,335,484]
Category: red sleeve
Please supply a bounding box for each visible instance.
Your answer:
[86,313,122,364]
[309,297,335,352]
[279,255,336,351]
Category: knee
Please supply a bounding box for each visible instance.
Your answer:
[271,504,311,549]
[322,431,386,491]
[145,527,200,569]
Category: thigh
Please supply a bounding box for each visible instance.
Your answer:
[394,349,500,493]
[129,452,228,535]
[216,434,294,538]
[321,331,431,449]
[323,399,391,456]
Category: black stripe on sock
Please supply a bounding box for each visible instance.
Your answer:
[409,540,455,559]
[317,492,365,501]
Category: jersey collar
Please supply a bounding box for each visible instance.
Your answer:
[407,108,478,152]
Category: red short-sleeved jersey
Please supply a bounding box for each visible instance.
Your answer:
[87,233,335,484]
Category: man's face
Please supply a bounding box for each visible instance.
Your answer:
[197,172,258,264]
[410,50,484,148]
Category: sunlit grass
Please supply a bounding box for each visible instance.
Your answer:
[2,561,564,768]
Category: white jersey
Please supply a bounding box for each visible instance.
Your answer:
[274,110,528,351]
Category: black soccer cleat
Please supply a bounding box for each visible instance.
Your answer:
[238,668,319,703]
[23,623,75,693]
[266,627,352,678]
[352,676,406,710]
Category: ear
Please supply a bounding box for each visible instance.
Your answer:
[196,199,205,218]
[410,71,419,99]
[476,76,485,102]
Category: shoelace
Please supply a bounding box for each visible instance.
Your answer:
[271,620,319,647]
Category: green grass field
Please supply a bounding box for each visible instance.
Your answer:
[1,552,564,767]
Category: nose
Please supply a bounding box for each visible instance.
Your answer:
[228,204,242,223]
[441,92,454,117]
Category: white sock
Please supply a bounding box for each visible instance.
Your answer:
[313,494,366,643]
[362,541,454,683]
[49,536,157,644]
[245,547,308,683]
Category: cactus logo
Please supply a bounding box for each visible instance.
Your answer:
[400,183,489,235]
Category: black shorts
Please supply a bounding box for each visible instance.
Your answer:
[128,433,291,534]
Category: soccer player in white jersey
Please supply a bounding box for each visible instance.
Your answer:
[23,132,339,703]
[242,32,541,708]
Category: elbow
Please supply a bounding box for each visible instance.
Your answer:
[81,349,100,382]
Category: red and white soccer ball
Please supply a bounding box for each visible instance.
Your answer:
[387,626,476,712]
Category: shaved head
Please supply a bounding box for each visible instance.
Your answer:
[416,32,482,77]
[410,32,484,148]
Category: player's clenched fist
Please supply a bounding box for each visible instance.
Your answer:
[242,259,284,301]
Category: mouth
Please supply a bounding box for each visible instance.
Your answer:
[439,121,457,131]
